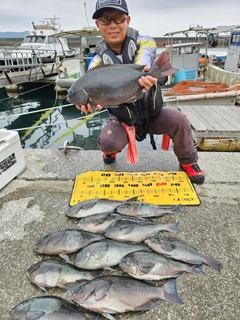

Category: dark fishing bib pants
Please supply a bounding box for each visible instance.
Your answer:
[98,106,198,165]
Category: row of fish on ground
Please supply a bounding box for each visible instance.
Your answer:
[9,197,222,320]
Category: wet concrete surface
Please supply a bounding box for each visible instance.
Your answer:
[0,149,239,320]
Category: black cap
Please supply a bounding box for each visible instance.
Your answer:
[92,0,129,19]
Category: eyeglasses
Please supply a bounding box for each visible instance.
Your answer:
[98,14,127,25]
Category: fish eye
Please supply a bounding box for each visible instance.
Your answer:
[69,90,75,95]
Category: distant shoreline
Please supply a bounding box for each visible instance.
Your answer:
[0,36,229,47]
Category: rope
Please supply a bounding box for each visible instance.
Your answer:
[7,109,108,132]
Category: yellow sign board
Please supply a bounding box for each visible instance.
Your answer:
[70,171,200,206]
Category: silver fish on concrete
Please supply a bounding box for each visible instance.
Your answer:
[73,239,148,270]
[78,212,145,234]
[33,229,105,262]
[9,296,100,320]
[27,259,102,293]
[104,218,180,243]
[65,197,137,219]
[116,202,182,217]
[72,276,183,319]
[145,236,222,273]
[119,250,205,281]
[67,50,177,110]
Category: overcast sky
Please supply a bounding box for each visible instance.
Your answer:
[1,0,240,37]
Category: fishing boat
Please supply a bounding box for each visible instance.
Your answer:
[0,16,76,73]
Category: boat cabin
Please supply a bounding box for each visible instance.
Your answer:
[224,30,240,72]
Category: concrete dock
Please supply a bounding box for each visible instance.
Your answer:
[0,149,239,320]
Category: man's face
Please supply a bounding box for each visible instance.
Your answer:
[95,9,131,50]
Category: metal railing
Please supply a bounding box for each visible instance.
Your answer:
[0,47,45,71]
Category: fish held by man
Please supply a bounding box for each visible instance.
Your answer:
[67,50,177,110]
[27,260,102,293]
[33,229,105,262]
[72,275,183,319]
[119,250,205,281]
[145,236,222,273]
[9,296,100,320]
[104,219,180,243]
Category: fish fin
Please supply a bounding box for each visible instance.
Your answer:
[119,224,135,235]
[36,284,48,293]
[86,97,97,113]
[203,256,222,273]
[164,222,181,233]
[25,311,46,320]
[161,242,176,252]
[158,278,183,305]
[95,281,112,301]
[103,266,116,271]
[188,264,206,276]
[138,262,155,274]
[92,242,110,259]
[90,269,103,278]
[171,205,182,214]
[59,253,72,263]
[135,301,157,311]
[63,283,82,292]
[121,123,139,164]
[101,313,117,320]
[80,199,99,210]
[125,196,139,202]
[149,50,178,79]
[127,64,146,71]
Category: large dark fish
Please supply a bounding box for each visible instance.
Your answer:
[120,250,205,281]
[33,229,105,262]
[145,236,222,273]
[9,296,100,320]
[72,276,183,319]
[116,202,182,218]
[67,50,177,110]
[104,218,180,243]
[73,239,148,270]
[66,197,137,219]
[27,260,102,293]
[78,212,145,234]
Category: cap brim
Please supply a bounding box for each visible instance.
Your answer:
[92,6,128,19]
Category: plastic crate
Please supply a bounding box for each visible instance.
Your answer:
[185,68,197,80]
[0,129,26,190]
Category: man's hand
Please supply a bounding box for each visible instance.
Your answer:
[138,65,157,93]
[76,104,102,114]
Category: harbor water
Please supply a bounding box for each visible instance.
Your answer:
[0,82,164,151]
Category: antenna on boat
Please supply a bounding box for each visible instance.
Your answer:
[84,2,90,28]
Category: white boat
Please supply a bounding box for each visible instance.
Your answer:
[0,16,76,72]
[206,28,240,86]
[19,16,76,62]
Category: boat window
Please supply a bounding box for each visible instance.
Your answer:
[47,36,58,44]
[231,34,240,45]
[22,36,46,44]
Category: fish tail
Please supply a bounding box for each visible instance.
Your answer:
[158,278,183,305]
[204,256,222,273]
[149,50,178,79]
[171,205,182,214]
[90,269,103,278]
[164,222,181,233]
[188,264,206,276]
